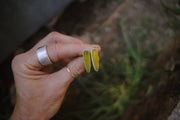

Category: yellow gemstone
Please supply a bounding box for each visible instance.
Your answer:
[91,49,99,72]
[83,50,91,73]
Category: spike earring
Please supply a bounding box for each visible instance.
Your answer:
[91,48,99,72]
[83,50,91,73]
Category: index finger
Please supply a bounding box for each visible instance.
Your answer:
[25,43,101,70]
[32,32,83,51]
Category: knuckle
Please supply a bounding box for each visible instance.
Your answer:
[45,31,61,43]
[51,43,63,62]
[48,31,60,39]
[11,54,23,70]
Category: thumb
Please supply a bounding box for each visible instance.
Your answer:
[50,57,85,85]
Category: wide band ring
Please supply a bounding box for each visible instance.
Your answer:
[36,45,53,66]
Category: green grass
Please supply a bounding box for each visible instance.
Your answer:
[56,22,159,120]
[160,0,180,15]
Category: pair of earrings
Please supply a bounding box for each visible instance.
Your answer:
[83,48,99,72]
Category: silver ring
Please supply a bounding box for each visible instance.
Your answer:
[66,66,75,78]
[36,45,53,66]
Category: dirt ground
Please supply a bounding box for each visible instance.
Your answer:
[54,0,180,120]
[0,0,179,119]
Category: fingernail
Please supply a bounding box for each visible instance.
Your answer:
[91,44,100,49]
[83,50,91,73]
[91,48,99,72]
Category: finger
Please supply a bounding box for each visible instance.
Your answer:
[48,44,99,62]
[26,43,101,69]
[33,32,83,50]
[50,57,85,85]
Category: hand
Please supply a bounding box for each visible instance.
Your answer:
[10,32,101,120]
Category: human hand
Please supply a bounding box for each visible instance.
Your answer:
[10,32,101,120]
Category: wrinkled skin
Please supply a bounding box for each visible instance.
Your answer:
[10,32,101,120]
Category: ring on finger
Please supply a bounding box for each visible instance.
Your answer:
[66,66,75,78]
[36,45,53,66]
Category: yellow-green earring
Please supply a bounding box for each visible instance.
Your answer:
[91,48,99,72]
[83,50,91,73]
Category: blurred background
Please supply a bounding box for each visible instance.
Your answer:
[0,0,180,120]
